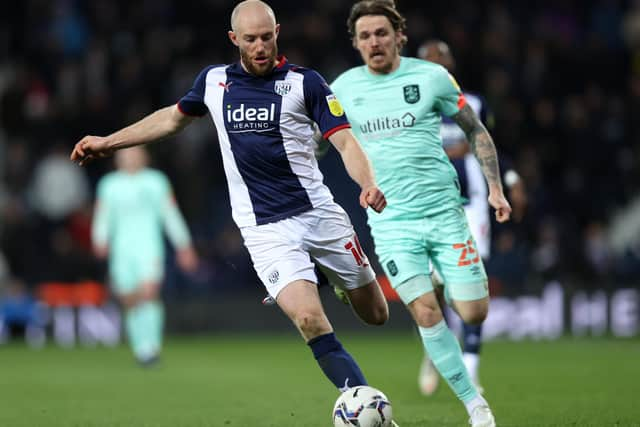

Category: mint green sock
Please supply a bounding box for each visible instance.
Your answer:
[125,306,146,359]
[419,319,478,403]
[138,301,164,357]
[149,301,165,354]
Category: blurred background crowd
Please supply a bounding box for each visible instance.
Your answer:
[0,0,639,314]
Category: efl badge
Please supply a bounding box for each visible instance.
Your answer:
[326,94,344,117]
[403,84,420,104]
[274,80,292,96]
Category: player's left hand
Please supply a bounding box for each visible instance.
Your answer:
[488,191,512,223]
[360,186,387,213]
[177,246,199,274]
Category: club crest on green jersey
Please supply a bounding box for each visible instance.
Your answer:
[403,84,420,104]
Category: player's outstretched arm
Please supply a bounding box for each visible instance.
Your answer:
[452,104,512,223]
[327,128,386,213]
[70,104,196,166]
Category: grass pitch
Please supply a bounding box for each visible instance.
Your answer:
[0,334,638,426]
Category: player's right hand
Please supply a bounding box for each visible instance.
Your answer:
[70,135,114,166]
[360,186,387,213]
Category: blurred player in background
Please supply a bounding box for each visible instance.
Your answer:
[330,1,512,426]
[416,39,527,396]
[92,146,198,366]
[74,0,391,398]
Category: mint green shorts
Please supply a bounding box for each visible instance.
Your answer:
[371,207,488,305]
[109,251,164,295]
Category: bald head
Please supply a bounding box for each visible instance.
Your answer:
[417,40,455,71]
[228,0,280,76]
[230,0,276,32]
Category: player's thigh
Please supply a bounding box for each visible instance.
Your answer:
[276,279,332,340]
[276,279,325,318]
[428,207,489,303]
[240,220,317,298]
[307,203,376,292]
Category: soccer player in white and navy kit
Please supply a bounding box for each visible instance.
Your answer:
[416,39,523,396]
[71,0,389,395]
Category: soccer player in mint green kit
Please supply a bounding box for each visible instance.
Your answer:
[330,1,512,426]
[92,147,198,366]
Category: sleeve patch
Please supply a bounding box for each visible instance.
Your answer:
[325,94,345,117]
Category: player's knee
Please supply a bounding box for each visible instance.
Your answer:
[293,310,328,336]
[415,308,443,328]
[409,297,443,328]
[365,303,389,326]
[458,303,488,325]
[119,293,139,308]
[462,310,487,325]
[139,283,160,301]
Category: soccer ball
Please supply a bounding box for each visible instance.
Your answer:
[332,385,394,427]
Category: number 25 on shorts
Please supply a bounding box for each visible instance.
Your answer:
[453,240,480,267]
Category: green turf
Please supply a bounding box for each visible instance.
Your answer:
[0,334,638,426]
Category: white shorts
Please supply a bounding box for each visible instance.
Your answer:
[240,202,376,298]
[464,202,490,260]
[462,153,491,260]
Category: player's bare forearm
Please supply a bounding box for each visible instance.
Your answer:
[452,104,502,190]
[453,105,512,222]
[328,128,386,212]
[328,128,376,189]
[71,105,195,165]
[106,105,193,150]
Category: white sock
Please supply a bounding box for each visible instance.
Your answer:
[463,352,480,381]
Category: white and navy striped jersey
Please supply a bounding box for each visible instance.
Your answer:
[178,56,350,227]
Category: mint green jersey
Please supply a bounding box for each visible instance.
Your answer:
[331,57,466,227]
[93,168,191,258]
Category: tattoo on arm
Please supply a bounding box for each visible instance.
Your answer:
[452,104,502,188]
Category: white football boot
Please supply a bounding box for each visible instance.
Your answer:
[469,405,496,427]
